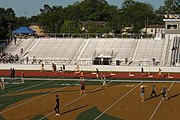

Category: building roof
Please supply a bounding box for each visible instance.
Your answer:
[146,24,165,28]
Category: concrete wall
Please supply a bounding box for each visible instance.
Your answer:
[0,64,180,73]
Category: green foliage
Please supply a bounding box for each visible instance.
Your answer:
[60,20,80,33]
[156,0,180,14]
[1,0,177,37]
[38,6,65,33]
[37,0,118,33]
[0,8,16,40]
[15,17,29,28]
[121,0,157,33]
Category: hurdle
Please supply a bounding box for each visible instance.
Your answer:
[110,70,115,76]
[92,69,96,75]
[168,73,173,78]
[129,72,134,77]
[148,72,153,77]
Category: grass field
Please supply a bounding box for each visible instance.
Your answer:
[0,77,180,120]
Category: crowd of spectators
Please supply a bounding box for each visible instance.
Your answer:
[0,51,19,63]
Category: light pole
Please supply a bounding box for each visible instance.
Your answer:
[24,12,27,18]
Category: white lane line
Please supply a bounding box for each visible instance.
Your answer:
[94,82,142,120]
[39,81,113,120]
[0,81,80,114]
[149,82,174,120]
[0,80,53,97]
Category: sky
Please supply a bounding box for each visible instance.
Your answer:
[0,0,165,17]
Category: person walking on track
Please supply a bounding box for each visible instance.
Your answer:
[101,72,106,86]
[140,86,145,102]
[21,72,25,83]
[96,68,99,79]
[54,95,60,116]
[150,82,157,97]
[1,76,5,90]
[161,85,168,100]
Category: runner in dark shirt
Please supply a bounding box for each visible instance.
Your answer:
[54,95,60,116]
[80,79,85,95]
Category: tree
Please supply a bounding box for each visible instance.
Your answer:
[0,7,16,40]
[121,0,157,33]
[156,0,180,14]
[38,5,65,33]
[109,10,123,33]
[60,20,80,33]
[15,17,29,28]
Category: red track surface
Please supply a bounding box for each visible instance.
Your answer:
[0,70,179,80]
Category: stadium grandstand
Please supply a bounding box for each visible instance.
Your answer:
[1,14,180,73]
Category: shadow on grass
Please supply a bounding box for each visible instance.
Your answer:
[145,93,163,101]
[168,93,179,100]
[87,88,104,94]
[76,106,122,120]
[61,104,88,115]
[107,83,120,88]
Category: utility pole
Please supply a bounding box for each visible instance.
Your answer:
[24,12,27,18]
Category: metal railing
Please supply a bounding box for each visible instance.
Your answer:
[0,57,168,67]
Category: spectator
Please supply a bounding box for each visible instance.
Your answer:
[58,66,63,74]
[125,58,128,64]
[62,64,65,71]
[0,52,19,63]
[12,68,15,80]
[33,56,36,64]
[20,48,23,56]
[26,56,29,64]
[171,46,176,51]
[152,58,156,66]
[41,63,45,72]
[14,35,17,44]
[172,61,176,66]
[52,63,57,72]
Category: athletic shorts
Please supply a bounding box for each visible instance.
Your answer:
[140,93,144,97]
[81,86,85,90]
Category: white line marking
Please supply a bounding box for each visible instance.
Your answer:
[149,82,174,120]
[94,82,142,120]
[0,80,52,97]
[5,77,180,83]
[0,81,80,114]
[39,81,113,120]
